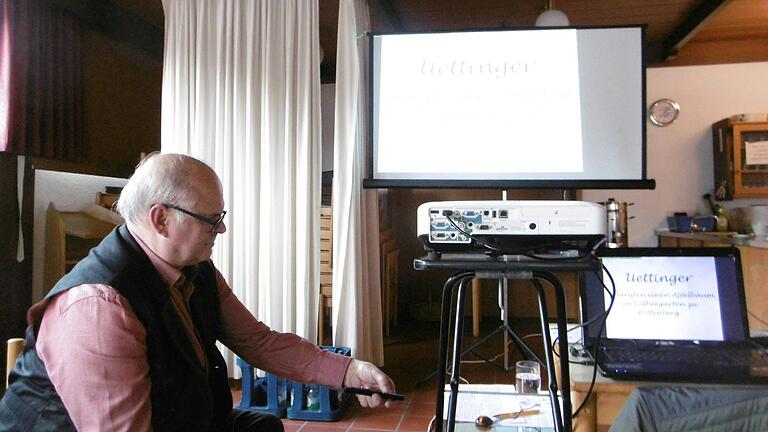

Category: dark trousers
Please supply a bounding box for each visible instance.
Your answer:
[231,408,284,432]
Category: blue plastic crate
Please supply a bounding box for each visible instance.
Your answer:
[286,346,352,421]
[236,357,292,418]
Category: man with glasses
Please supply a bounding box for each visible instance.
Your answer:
[1,153,397,432]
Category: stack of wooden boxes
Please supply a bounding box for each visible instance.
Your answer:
[317,191,400,342]
[319,205,333,345]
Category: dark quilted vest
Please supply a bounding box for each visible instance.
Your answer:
[0,225,232,431]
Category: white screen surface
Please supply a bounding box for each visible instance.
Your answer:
[602,256,724,341]
[370,26,644,183]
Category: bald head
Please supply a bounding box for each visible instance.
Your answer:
[117,153,221,231]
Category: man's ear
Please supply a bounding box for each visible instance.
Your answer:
[148,204,170,237]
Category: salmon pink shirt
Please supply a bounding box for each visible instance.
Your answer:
[35,230,351,432]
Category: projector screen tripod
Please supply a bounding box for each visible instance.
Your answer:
[462,278,547,371]
[415,276,547,386]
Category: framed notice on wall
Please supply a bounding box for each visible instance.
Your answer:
[745,141,768,166]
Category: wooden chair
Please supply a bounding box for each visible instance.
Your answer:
[6,338,24,388]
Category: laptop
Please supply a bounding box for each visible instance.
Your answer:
[580,247,768,384]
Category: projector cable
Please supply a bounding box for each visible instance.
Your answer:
[572,264,616,419]
[443,211,607,260]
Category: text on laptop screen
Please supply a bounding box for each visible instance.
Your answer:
[592,254,745,342]
[604,256,725,341]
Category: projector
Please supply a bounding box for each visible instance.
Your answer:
[417,200,607,255]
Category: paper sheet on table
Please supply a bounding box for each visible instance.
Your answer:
[443,384,558,428]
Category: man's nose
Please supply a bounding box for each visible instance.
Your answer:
[216,221,227,234]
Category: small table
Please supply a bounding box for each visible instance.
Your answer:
[415,253,601,432]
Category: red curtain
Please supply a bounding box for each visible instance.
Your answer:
[0,0,83,160]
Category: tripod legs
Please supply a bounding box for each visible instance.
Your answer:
[418,278,540,388]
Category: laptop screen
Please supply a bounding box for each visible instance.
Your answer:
[581,247,749,345]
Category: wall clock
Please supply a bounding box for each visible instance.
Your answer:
[648,98,680,127]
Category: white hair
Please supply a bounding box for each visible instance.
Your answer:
[116,153,213,229]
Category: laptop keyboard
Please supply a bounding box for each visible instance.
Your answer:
[602,347,749,365]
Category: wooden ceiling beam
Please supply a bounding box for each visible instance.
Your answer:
[659,0,730,61]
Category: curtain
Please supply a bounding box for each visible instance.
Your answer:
[0,0,83,159]
[332,0,384,365]
[161,0,322,376]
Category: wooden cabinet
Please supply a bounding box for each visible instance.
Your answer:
[713,118,768,200]
[44,203,121,295]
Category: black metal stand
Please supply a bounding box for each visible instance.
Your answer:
[414,253,601,432]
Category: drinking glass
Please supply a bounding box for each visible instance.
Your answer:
[515,360,541,393]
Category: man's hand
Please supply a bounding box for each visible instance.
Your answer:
[343,359,398,408]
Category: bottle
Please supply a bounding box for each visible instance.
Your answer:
[715,206,729,232]
[306,385,320,411]
[277,379,288,408]
[703,192,729,232]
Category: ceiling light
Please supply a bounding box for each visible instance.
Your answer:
[535,0,569,27]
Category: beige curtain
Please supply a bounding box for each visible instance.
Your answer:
[332,0,384,365]
[161,0,323,376]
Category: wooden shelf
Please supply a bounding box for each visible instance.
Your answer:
[60,212,117,239]
[44,203,121,295]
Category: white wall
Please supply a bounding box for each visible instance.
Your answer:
[584,62,768,246]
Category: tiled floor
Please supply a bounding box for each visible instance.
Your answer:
[233,319,545,431]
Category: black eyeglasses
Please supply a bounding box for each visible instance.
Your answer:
[163,204,227,233]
